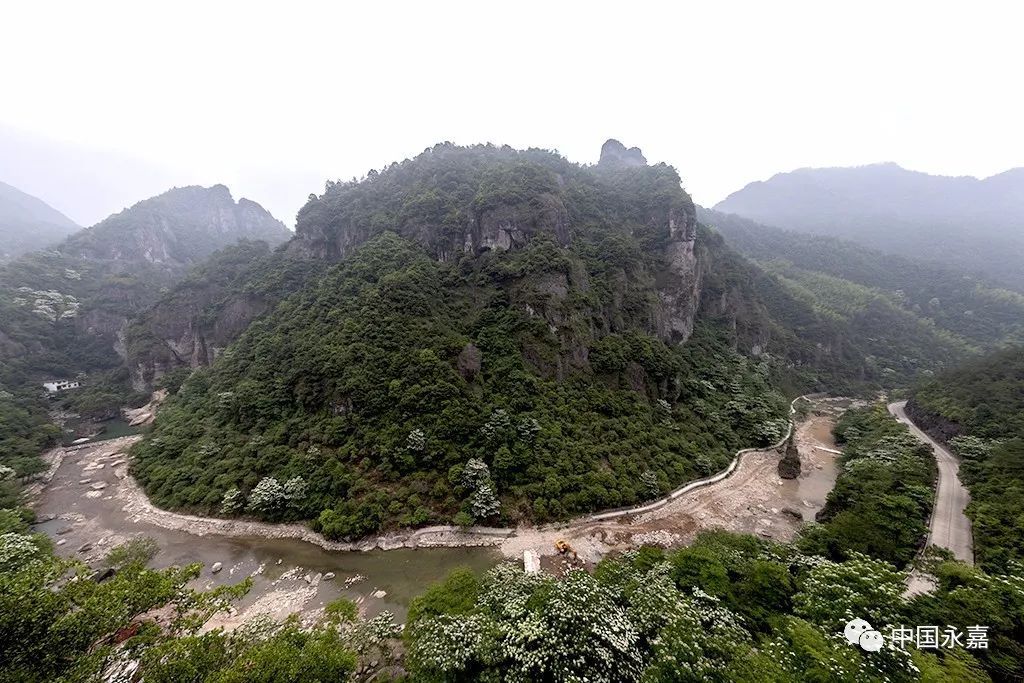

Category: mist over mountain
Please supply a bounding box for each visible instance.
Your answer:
[130,141,992,537]
[714,163,1024,289]
[699,207,1024,350]
[0,185,290,420]
[133,141,821,531]
[0,181,80,260]
[0,124,184,227]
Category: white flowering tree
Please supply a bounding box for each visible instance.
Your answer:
[282,476,308,502]
[480,408,513,444]
[407,564,643,682]
[460,458,500,521]
[0,533,40,570]
[246,476,307,518]
[461,458,491,489]
[469,480,500,519]
[406,428,427,452]
[516,417,541,442]
[220,488,243,515]
[950,435,999,460]
[640,470,659,498]
[247,477,286,513]
[792,553,905,631]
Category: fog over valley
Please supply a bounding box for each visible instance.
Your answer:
[1,3,1022,682]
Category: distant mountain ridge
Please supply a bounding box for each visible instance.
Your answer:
[0,185,291,414]
[60,184,290,268]
[0,181,80,260]
[714,163,1024,290]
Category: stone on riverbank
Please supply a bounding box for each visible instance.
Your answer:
[778,435,802,479]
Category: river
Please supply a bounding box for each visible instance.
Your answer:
[33,439,500,623]
[32,398,846,625]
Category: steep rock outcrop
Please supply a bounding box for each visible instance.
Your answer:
[778,434,802,479]
[598,139,648,168]
[124,241,318,390]
[63,185,289,268]
[0,186,291,383]
[904,397,962,443]
[293,141,705,347]
[127,292,272,390]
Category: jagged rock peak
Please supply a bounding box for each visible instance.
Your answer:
[598,139,647,168]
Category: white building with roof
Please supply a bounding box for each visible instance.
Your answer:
[43,379,80,393]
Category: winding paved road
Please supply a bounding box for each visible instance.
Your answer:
[888,400,973,564]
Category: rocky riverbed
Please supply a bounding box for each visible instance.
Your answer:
[32,436,500,625]
[30,397,848,628]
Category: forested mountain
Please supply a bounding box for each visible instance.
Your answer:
[0,180,79,261]
[700,208,1024,369]
[0,186,289,477]
[0,185,289,382]
[134,142,886,535]
[123,240,319,390]
[714,163,1024,290]
[908,346,1024,571]
[6,145,1024,683]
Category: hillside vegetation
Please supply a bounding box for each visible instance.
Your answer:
[134,143,880,535]
[0,186,290,385]
[713,163,1024,290]
[801,404,935,567]
[0,186,290,484]
[403,530,1019,681]
[908,346,1024,571]
[701,208,1024,382]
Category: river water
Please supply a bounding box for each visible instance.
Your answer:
[778,415,841,520]
[32,403,845,624]
[33,441,500,622]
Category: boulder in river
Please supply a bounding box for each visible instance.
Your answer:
[778,435,802,479]
[211,562,223,574]
[323,572,336,581]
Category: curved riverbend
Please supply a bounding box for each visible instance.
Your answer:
[100,393,821,554]
[33,394,843,621]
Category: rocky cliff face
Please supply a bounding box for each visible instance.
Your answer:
[128,290,272,390]
[598,139,648,168]
[124,241,307,390]
[0,186,292,381]
[904,398,962,443]
[292,141,706,349]
[126,142,841,394]
[62,185,290,268]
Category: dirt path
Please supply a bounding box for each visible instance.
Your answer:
[34,398,846,567]
[889,401,974,564]
[501,404,845,564]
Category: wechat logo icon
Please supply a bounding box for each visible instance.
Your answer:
[845,618,884,652]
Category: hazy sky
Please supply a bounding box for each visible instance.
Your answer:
[2,1,1022,227]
